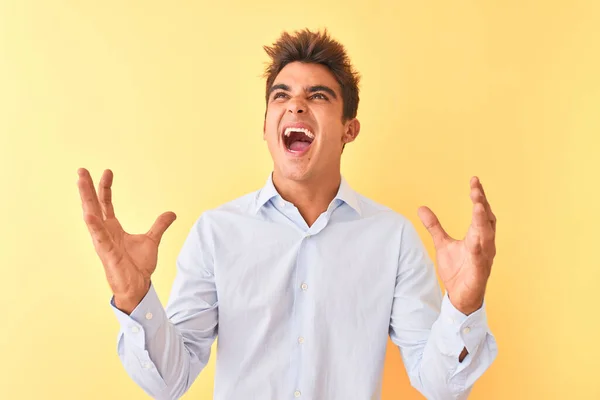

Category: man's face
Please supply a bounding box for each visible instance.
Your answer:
[263,61,359,183]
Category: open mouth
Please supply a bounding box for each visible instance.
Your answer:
[283,127,315,154]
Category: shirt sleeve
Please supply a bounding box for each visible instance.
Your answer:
[389,218,498,400]
[110,214,219,400]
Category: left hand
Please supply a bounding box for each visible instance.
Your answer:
[418,176,497,315]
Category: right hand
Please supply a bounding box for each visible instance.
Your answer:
[77,168,177,314]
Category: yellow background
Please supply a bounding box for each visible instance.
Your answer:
[1,0,598,399]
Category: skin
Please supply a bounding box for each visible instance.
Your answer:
[263,61,360,226]
[77,60,497,363]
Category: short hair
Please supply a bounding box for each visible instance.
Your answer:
[263,28,360,121]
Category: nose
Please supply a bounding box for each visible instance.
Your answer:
[287,97,306,114]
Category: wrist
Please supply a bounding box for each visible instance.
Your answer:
[114,281,151,315]
[448,293,484,316]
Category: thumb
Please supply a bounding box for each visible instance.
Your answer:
[147,211,177,244]
[417,206,449,248]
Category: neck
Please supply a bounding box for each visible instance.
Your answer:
[272,170,341,227]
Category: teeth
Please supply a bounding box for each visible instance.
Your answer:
[284,127,315,139]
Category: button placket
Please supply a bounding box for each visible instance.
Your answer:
[293,230,313,398]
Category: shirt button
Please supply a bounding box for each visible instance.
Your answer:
[298,336,305,344]
[142,362,151,369]
[294,390,301,397]
[145,312,153,320]
[131,326,140,333]
[463,327,471,334]
[279,200,286,208]
[301,283,308,291]
[305,233,311,238]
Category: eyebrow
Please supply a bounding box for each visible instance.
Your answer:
[268,84,338,99]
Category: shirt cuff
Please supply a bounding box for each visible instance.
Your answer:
[438,292,490,356]
[110,283,168,350]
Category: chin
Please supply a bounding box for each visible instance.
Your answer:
[282,169,312,182]
[275,163,314,182]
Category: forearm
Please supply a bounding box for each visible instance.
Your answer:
[112,284,214,400]
[408,294,497,399]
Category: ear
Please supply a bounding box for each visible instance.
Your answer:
[342,118,360,144]
[263,119,266,140]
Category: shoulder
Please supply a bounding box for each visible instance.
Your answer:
[352,191,426,246]
[213,190,260,214]
[190,188,261,229]
[353,191,411,225]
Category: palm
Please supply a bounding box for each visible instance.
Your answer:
[102,218,159,291]
[121,230,160,277]
[434,232,491,305]
[418,177,497,315]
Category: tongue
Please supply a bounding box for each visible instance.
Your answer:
[289,141,311,152]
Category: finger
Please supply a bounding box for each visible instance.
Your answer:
[470,177,492,213]
[472,202,494,236]
[98,169,116,219]
[466,222,496,265]
[83,212,119,264]
[465,202,486,253]
[470,187,493,226]
[472,201,486,226]
[146,212,177,244]
[467,200,497,258]
[470,176,496,232]
[465,226,483,255]
[417,206,450,248]
[77,168,104,220]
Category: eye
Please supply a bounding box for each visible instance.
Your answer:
[273,92,288,100]
[310,93,328,100]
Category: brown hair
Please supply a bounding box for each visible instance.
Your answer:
[263,28,360,121]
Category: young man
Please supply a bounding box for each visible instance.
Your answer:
[77,29,497,399]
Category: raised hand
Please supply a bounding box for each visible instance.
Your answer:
[417,176,497,315]
[77,168,177,314]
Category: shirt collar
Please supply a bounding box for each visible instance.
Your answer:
[253,173,280,213]
[335,175,362,215]
[253,173,362,216]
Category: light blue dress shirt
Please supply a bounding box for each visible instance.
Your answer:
[111,174,497,400]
